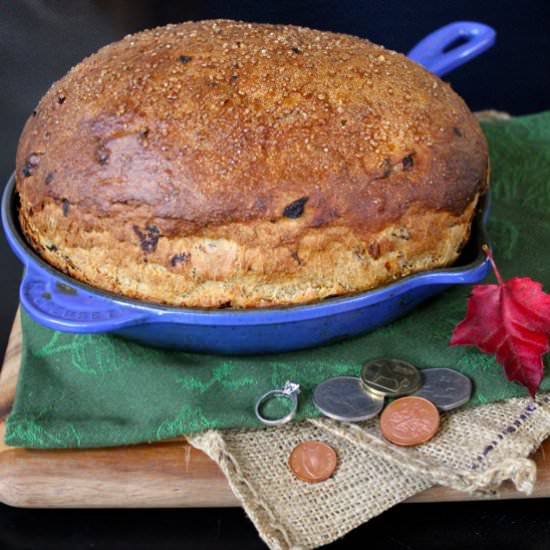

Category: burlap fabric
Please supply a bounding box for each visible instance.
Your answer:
[189,393,550,549]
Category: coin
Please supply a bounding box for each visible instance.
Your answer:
[361,358,422,397]
[380,396,440,446]
[313,376,384,422]
[414,368,472,411]
[288,441,338,483]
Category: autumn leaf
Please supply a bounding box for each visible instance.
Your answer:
[450,246,550,397]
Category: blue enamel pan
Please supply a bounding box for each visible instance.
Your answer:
[2,21,496,355]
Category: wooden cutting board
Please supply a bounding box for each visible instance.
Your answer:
[1,308,549,508]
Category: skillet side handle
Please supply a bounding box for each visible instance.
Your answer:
[20,266,148,333]
[407,21,496,76]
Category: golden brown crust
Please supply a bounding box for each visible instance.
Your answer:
[16,20,488,308]
[20,195,478,308]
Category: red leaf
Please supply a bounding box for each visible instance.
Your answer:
[450,247,550,397]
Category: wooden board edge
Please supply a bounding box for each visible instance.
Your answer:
[0,307,549,508]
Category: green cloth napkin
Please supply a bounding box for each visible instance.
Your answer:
[6,112,550,449]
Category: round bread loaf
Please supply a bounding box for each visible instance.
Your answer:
[16,20,488,308]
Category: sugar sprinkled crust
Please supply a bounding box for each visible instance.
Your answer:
[16,20,488,308]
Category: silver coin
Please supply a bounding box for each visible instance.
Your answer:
[313,376,384,422]
[360,358,422,398]
[414,368,472,411]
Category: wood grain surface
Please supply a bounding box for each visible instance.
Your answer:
[0,309,548,508]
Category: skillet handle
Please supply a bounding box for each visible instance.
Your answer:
[407,21,496,76]
[20,266,148,333]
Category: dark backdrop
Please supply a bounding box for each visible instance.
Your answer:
[0,1,549,549]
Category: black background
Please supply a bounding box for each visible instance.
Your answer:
[0,1,549,548]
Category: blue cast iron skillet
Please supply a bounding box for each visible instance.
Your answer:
[2,21,496,355]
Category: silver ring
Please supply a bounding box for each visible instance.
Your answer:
[255,381,301,426]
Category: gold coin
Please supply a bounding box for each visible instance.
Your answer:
[361,358,422,397]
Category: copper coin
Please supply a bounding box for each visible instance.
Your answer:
[288,441,338,483]
[380,396,440,447]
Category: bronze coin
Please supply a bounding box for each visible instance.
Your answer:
[380,396,440,447]
[288,441,338,483]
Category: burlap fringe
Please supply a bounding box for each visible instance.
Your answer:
[189,394,550,549]
[307,418,538,495]
[194,430,297,549]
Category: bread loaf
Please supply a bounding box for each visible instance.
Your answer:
[16,20,488,308]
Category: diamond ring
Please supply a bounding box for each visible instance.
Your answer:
[255,381,301,426]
